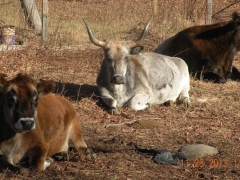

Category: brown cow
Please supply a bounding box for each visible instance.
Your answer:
[0,73,88,171]
[154,11,240,83]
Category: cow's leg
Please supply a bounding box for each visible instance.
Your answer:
[230,66,240,81]
[0,155,20,172]
[129,93,150,111]
[70,115,87,150]
[29,145,52,170]
[178,88,190,108]
[52,133,70,161]
[98,87,116,107]
[100,91,119,114]
[101,93,117,108]
[70,115,96,162]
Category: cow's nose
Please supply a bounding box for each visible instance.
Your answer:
[112,75,124,84]
[20,120,35,130]
[16,118,36,130]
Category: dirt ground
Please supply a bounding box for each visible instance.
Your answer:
[0,45,240,180]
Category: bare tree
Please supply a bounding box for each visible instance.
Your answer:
[20,0,42,33]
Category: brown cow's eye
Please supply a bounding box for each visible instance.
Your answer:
[32,96,39,107]
[7,94,16,107]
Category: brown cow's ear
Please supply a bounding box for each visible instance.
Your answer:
[37,80,56,96]
[232,11,240,29]
[130,46,144,55]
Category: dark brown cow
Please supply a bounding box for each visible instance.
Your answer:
[0,74,87,171]
[154,11,240,83]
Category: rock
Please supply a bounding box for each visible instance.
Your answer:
[178,144,218,161]
[153,151,182,165]
[133,145,188,166]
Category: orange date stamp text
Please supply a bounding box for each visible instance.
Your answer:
[181,158,240,169]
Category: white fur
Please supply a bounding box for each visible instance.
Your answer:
[97,42,190,112]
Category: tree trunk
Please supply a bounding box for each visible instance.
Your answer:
[20,0,42,34]
[206,0,212,24]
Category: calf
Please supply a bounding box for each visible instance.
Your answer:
[0,73,87,171]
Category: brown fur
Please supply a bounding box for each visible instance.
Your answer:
[0,74,87,171]
[154,11,240,83]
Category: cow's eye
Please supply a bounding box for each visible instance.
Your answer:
[7,94,16,107]
[32,96,39,106]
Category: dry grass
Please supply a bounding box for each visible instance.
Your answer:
[0,0,240,179]
[1,0,239,47]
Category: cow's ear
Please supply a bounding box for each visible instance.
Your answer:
[37,80,56,96]
[130,46,144,55]
[0,74,7,92]
[232,11,240,29]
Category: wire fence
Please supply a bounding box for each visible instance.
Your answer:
[0,0,240,48]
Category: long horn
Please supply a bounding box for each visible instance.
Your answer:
[82,18,106,47]
[134,19,152,45]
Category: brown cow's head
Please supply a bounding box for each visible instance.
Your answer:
[83,19,151,84]
[0,74,55,133]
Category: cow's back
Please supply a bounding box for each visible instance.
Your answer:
[154,30,205,74]
[137,52,189,80]
[154,18,240,82]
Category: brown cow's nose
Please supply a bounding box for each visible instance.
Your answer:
[112,75,124,84]
[20,119,35,130]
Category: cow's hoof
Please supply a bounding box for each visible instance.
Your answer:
[164,100,174,106]
[86,149,97,162]
[183,98,190,109]
[43,157,54,170]
[19,168,29,176]
[46,157,54,164]
[109,108,120,115]
[10,165,21,173]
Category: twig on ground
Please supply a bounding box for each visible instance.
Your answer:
[105,117,161,128]
[105,120,138,128]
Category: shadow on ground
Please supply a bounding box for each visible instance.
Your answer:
[53,82,109,111]
[54,82,98,101]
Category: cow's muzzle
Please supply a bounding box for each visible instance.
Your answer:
[111,74,124,84]
[15,117,36,131]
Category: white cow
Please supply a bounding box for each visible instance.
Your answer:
[83,19,190,114]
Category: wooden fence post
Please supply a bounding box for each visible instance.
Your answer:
[153,0,158,32]
[206,0,212,24]
[42,0,48,42]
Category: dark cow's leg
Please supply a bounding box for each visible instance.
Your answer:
[230,66,240,81]
[0,155,20,172]
[52,152,68,161]
[203,72,226,83]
